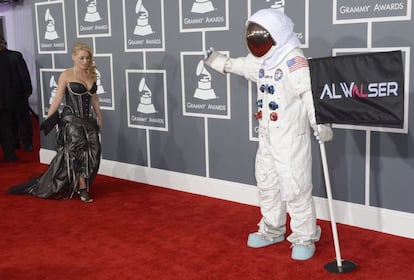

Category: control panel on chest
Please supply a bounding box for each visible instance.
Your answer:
[255,67,286,123]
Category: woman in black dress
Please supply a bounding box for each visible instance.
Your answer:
[8,42,102,203]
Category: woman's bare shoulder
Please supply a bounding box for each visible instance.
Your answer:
[61,67,74,76]
[58,68,74,82]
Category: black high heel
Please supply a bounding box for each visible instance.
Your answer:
[77,188,93,203]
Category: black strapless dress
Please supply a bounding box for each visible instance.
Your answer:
[8,82,101,200]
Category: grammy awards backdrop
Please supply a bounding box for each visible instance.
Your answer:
[31,0,414,238]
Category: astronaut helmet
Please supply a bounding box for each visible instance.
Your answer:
[245,22,275,58]
[245,9,300,68]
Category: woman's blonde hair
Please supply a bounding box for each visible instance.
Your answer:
[72,42,96,79]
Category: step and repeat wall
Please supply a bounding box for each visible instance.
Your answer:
[32,0,414,237]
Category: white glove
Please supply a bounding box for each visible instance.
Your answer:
[313,124,333,144]
[204,47,228,74]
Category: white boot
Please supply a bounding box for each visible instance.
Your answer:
[247,232,284,248]
[291,242,316,260]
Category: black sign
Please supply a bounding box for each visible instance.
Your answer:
[309,51,404,128]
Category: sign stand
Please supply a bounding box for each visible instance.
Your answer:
[319,142,357,273]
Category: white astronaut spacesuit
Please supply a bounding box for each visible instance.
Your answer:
[205,9,333,260]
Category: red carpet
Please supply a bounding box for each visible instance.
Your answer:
[1,117,414,279]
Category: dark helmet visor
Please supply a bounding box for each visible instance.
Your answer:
[246,22,275,57]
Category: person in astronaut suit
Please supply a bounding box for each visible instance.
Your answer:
[204,8,333,260]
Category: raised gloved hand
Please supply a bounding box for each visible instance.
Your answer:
[204,47,228,74]
[313,124,333,144]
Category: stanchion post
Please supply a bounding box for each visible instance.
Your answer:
[319,142,357,273]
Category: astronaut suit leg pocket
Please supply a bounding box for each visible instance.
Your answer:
[268,128,311,202]
[254,135,287,236]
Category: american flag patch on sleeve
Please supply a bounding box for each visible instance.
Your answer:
[287,56,309,72]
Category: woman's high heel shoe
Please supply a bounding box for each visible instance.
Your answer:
[77,188,93,203]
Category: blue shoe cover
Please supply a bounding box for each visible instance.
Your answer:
[291,243,316,260]
[247,233,284,248]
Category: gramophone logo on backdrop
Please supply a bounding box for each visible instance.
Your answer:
[93,55,115,110]
[137,77,157,114]
[44,9,59,41]
[35,1,67,53]
[124,0,165,51]
[181,53,230,119]
[76,0,110,37]
[191,0,216,14]
[39,69,64,118]
[48,75,58,106]
[180,0,228,31]
[249,0,308,46]
[95,68,107,95]
[134,1,153,36]
[84,0,102,22]
[47,75,64,111]
[126,70,168,131]
[193,60,217,100]
[268,0,285,12]
[95,68,106,95]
